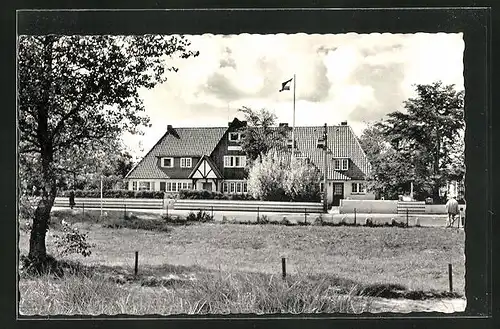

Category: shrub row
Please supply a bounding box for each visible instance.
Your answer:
[59,189,164,199]
[178,189,256,200]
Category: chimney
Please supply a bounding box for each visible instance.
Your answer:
[167,124,179,138]
[340,121,348,126]
[279,123,289,128]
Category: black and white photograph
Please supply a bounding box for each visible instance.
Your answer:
[15,8,489,319]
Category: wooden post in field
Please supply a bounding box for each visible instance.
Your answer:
[134,251,139,276]
[282,257,286,280]
[448,263,453,292]
[166,204,169,218]
[257,206,260,221]
[82,202,85,217]
[304,208,307,224]
[211,205,214,218]
[124,204,127,218]
[406,208,409,227]
[354,208,357,225]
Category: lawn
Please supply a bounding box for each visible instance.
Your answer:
[18,210,465,315]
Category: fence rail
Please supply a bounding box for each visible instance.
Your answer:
[53,197,163,209]
[397,201,426,214]
[174,199,323,213]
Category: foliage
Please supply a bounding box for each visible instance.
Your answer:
[247,152,321,202]
[52,222,94,257]
[238,107,288,162]
[360,82,464,201]
[186,211,214,223]
[178,189,256,200]
[375,81,464,200]
[18,34,198,264]
[58,189,164,199]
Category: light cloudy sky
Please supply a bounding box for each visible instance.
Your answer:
[124,32,464,158]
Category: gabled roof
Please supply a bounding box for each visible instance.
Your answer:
[273,125,371,180]
[189,155,223,179]
[126,126,227,179]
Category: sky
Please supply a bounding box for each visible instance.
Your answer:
[124,33,464,158]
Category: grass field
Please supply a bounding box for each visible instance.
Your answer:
[18,210,465,315]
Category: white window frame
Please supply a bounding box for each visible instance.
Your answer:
[161,157,174,168]
[342,158,349,171]
[224,155,246,168]
[334,159,341,170]
[132,181,137,191]
[180,157,192,168]
[228,132,241,142]
[138,181,151,191]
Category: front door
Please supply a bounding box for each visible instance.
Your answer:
[202,182,212,191]
[332,183,344,206]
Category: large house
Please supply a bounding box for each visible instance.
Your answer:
[125,118,375,206]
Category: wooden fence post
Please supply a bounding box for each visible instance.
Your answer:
[448,263,453,292]
[282,257,286,280]
[406,208,409,227]
[134,251,139,276]
[124,204,127,218]
[211,205,214,218]
[257,206,260,221]
[354,208,357,225]
[82,203,85,217]
[304,208,307,224]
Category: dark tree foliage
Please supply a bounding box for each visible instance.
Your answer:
[360,82,464,201]
[238,107,288,162]
[18,34,198,270]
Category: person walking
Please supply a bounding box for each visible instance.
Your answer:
[445,195,459,227]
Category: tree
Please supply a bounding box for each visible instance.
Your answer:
[18,35,198,270]
[367,81,464,201]
[238,107,288,162]
[247,152,321,202]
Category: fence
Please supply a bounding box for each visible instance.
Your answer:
[53,197,164,210]
[397,201,426,214]
[173,199,324,213]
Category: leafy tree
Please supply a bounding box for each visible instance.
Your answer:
[247,152,321,201]
[363,82,464,201]
[18,35,198,270]
[238,107,288,162]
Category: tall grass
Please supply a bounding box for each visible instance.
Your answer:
[19,269,368,315]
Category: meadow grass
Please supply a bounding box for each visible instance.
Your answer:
[19,210,465,315]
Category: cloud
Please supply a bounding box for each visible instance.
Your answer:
[129,33,464,157]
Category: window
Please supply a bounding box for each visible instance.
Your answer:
[223,182,228,193]
[320,182,324,192]
[342,159,349,170]
[177,182,183,191]
[160,182,166,192]
[230,182,235,193]
[334,159,341,170]
[139,181,151,191]
[223,155,246,168]
[180,158,192,168]
[182,182,188,190]
[236,182,242,193]
[132,181,137,191]
[161,157,174,168]
[243,182,247,193]
[229,133,245,142]
[187,182,193,190]
[352,183,366,194]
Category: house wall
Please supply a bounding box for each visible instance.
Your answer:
[325,179,375,206]
[154,156,201,179]
[210,128,247,180]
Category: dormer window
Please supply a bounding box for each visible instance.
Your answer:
[333,158,349,171]
[161,157,174,168]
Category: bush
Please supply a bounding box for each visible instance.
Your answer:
[186,210,214,223]
[52,222,94,257]
[59,189,164,199]
[178,189,256,200]
[256,214,269,224]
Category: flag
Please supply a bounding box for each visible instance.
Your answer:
[279,78,293,92]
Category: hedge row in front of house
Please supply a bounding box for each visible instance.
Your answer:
[59,189,165,199]
[178,189,257,200]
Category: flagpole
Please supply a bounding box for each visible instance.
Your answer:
[292,73,296,160]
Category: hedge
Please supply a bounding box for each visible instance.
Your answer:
[178,189,256,200]
[59,189,164,199]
